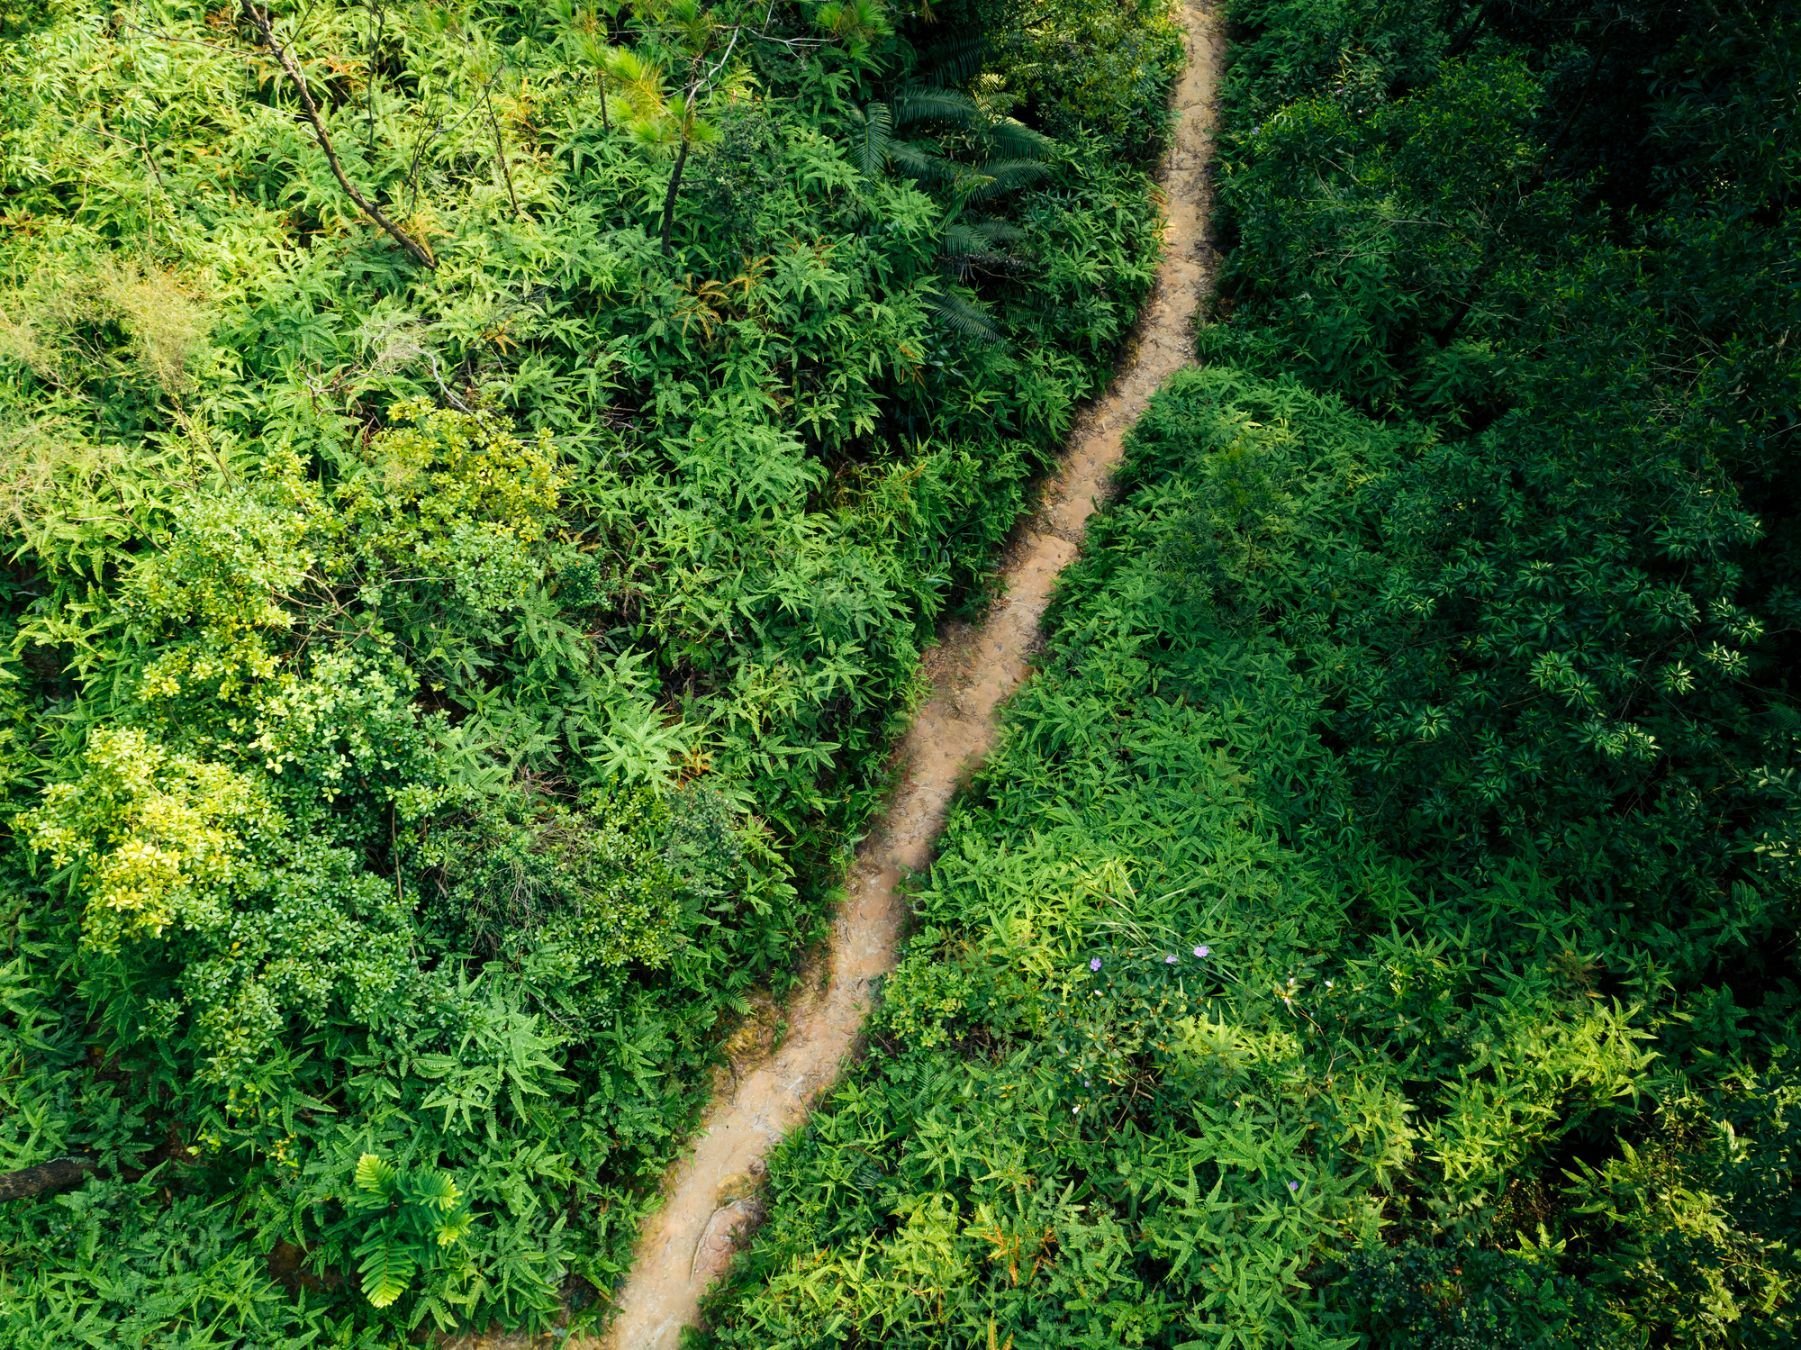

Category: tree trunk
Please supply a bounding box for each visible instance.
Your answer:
[0,1156,97,1203]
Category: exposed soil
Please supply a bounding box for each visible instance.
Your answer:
[574,6,1221,1345]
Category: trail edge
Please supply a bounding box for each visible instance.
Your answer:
[599,5,1222,1344]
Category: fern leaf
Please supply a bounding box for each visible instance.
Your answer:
[939,223,989,261]
[966,158,1052,201]
[891,88,981,130]
[886,140,960,186]
[916,37,989,89]
[399,1167,462,1212]
[927,288,1001,345]
[356,1233,415,1309]
[436,1206,474,1247]
[939,221,1024,281]
[851,102,893,177]
[972,220,1025,247]
[983,117,1055,161]
[354,1152,396,1198]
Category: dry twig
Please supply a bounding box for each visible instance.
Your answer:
[239,0,437,269]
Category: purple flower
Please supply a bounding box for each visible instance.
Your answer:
[1286,1180,1300,1194]
[1164,954,1178,965]
[1193,945,1211,959]
[1089,957,1103,972]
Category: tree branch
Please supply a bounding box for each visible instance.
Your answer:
[0,1155,97,1203]
[240,1,437,270]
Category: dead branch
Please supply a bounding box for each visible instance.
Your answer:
[239,1,437,269]
[0,1156,97,1203]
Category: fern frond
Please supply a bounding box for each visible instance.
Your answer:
[983,117,1055,161]
[354,1152,397,1198]
[970,219,1025,247]
[399,1168,462,1212]
[887,140,961,186]
[939,223,994,260]
[939,222,1019,280]
[891,87,981,130]
[436,1207,475,1247]
[850,102,893,177]
[916,37,989,88]
[927,288,1001,345]
[965,158,1052,200]
[355,1233,415,1309]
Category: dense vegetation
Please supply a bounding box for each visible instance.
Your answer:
[703,0,1801,1344]
[0,0,1180,1340]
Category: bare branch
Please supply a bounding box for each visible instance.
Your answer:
[239,1,437,270]
[482,84,523,220]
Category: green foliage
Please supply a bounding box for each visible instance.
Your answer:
[23,727,279,951]
[0,0,1177,1340]
[967,0,1184,166]
[1325,1244,1576,1349]
[703,1,1801,1337]
[1194,0,1801,958]
[703,370,1801,1347]
[1127,372,1796,969]
[343,1152,473,1315]
[0,1177,379,1349]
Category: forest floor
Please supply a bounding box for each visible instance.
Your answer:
[592,5,1223,1345]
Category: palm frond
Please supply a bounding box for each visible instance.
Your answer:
[916,37,989,89]
[891,87,982,131]
[849,102,893,177]
[965,158,1052,201]
[983,117,1055,161]
[939,222,1021,281]
[969,219,1024,247]
[939,222,998,260]
[927,287,1001,345]
[887,139,962,185]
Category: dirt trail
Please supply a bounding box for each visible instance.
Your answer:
[597,7,1221,1345]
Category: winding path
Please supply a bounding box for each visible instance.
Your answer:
[601,5,1222,1344]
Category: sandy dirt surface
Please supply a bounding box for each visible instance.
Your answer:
[497,6,1224,1345]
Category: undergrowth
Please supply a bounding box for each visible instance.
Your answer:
[702,0,1801,1344]
[0,0,1180,1339]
